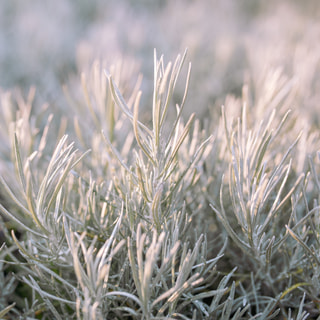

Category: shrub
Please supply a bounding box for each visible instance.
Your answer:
[0,50,319,319]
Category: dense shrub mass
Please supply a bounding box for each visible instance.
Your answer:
[1,1,320,319]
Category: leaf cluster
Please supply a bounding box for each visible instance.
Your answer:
[0,51,319,319]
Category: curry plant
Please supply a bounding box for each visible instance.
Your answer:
[0,51,319,319]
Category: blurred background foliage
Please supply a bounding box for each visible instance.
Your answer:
[0,0,319,121]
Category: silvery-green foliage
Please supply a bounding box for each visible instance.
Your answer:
[0,52,240,319]
[207,70,320,317]
[0,244,17,318]
[212,104,302,262]
[1,50,320,319]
